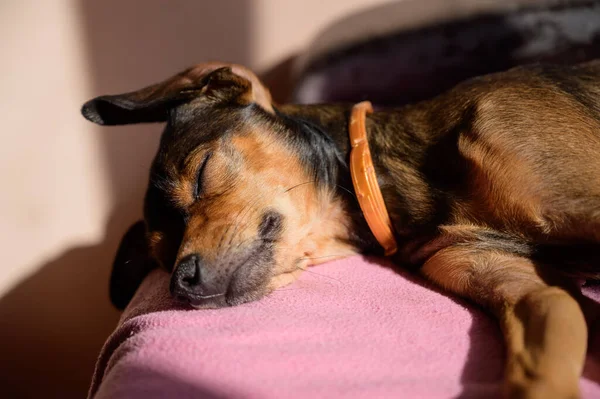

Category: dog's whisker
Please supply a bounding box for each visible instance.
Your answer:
[334,184,358,201]
[294,266,344,284]
[284,180,316,193]
[298,254,348,261]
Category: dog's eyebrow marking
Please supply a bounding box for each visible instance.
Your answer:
[182,145,211,171]
[160,146,214,209]
[230,134,272,172]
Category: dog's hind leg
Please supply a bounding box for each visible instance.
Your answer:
[421,243,587,399]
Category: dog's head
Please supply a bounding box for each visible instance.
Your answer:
[83,63,366,309]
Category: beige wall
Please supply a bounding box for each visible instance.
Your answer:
[0,0,391,397]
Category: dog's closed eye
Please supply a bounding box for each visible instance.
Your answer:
[194,152,212,200]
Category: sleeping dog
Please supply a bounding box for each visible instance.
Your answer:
[82,61,600,398]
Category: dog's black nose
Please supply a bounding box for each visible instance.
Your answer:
[170,254,226,307]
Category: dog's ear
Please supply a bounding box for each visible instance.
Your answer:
[110,220,157,310]
[81,63,274,126]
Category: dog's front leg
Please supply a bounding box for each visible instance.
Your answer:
[421,243,587,399]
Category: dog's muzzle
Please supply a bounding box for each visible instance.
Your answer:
[170,254,228,308]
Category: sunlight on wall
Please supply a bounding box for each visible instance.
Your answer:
[0,0,109,295]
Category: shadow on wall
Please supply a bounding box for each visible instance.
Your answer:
[0,1,295,397]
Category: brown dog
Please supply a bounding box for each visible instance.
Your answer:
[82,61,600,398]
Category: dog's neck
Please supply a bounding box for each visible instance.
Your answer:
[277,103,449,261]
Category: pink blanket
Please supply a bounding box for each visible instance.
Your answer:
[89,256,600,398]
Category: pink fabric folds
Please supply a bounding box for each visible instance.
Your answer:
[89,256,600,399]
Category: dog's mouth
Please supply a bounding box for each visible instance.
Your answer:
[186,292,227,309]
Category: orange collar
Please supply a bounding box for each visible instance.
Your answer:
[349,101,398,256]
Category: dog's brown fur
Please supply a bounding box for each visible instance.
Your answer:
[82,60,600,398]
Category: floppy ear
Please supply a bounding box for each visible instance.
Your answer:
[81,63,274,126]
[110,220,157,310]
